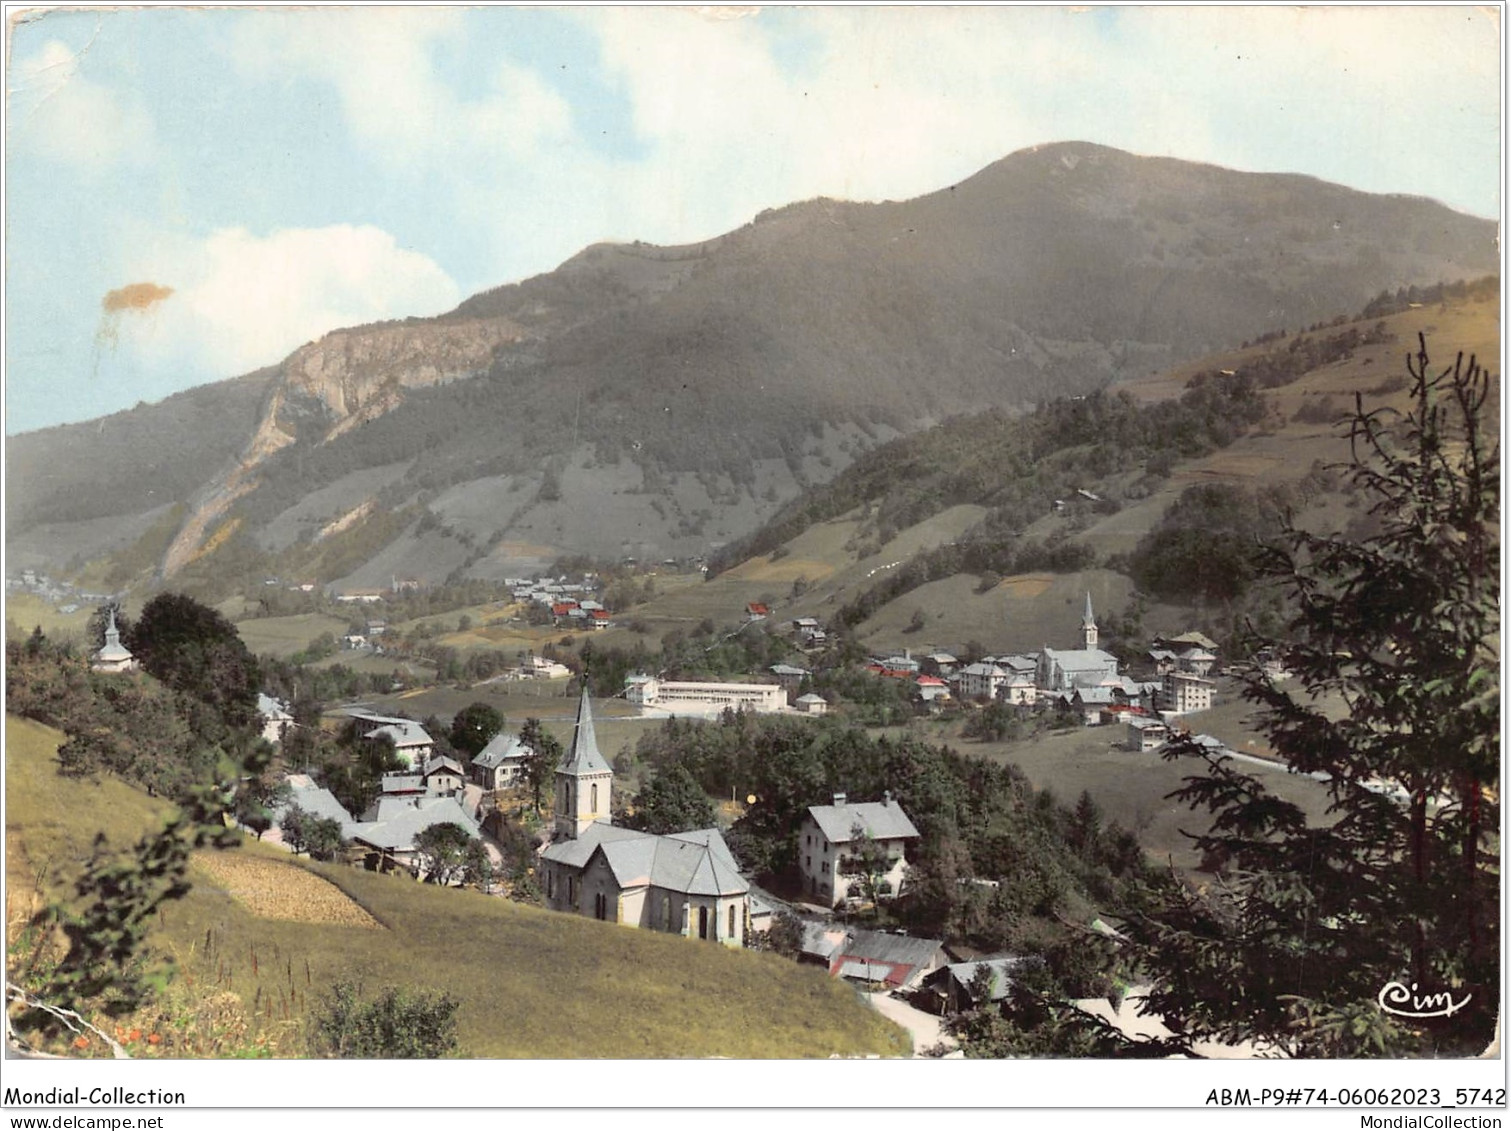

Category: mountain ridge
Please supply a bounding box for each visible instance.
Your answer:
[6,142,1497,590]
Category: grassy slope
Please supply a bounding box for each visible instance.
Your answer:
[5,716,905,1058]
[234,613,355,658]
[4,594,95,644]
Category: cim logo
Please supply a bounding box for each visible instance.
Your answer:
[1376,981,1472,1020]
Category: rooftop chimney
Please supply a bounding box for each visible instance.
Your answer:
[833,792,847,807]
[883,790,893,806]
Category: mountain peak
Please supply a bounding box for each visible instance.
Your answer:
[8,148,1496,588]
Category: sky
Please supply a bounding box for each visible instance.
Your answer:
[3,4,1502,435]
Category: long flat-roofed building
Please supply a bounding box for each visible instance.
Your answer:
[624,675,788,714]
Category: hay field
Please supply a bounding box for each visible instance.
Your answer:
[191,852,382,928]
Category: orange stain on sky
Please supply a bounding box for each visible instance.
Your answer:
[102,282,174,312]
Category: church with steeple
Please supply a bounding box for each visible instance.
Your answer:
[91,607,138,674]
[539,684,752,945]
[1034,592,1120,693]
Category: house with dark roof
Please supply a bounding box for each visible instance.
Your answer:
[344,710,435,768]
[376,772,426,801]
[921,955,1042,1013]
[795,692,829,716]
[272,775,360,840]
[798,792,920,907]
[349,795,481,874]
[769,662,810,692]
[539,687,752,945]
[421,754,465,797]
[829,928,946,991]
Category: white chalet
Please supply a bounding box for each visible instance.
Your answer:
[471,732,533,790]
[798,792,920,907]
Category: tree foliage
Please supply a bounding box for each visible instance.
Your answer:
[411,822,476,885]
[1123,338,1500,1057]
[625,763,718,834]
[1127,483,1278,604]
[517,718,562,814]
[838,822,895,911]
[280,804,345,862]
[125,592,262,732]
[310,980,461,1058]
[449,702,504,759]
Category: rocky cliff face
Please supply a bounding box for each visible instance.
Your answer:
[161,316,525,577]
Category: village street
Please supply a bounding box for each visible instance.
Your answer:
[865,992,958,1058]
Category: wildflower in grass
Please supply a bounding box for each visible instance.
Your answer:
[147,1033,161,1045]
[72,1036,89,1049]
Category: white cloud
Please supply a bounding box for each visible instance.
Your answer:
[114,225,461,377]
[8,38,155,170]
[228,9,573,168]
[213,4,1497,294]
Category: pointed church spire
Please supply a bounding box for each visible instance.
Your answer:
[560,681,611,775]
[93,604,135,671]
[1081,592,1098,650]
[555,680,613,839]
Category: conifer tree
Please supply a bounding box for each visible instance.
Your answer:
[1124,338,1499,1056]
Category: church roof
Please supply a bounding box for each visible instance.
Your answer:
[540,821,641,869]
[1042,646,1119,672]
[542,823,749,897]
[560,686,611,775]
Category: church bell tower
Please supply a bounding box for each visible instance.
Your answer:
[554,683,613,840]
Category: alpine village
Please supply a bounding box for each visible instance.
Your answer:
[5,142,1499,1061]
